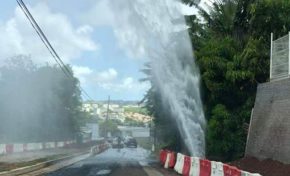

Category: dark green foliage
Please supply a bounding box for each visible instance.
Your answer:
[184,0,290,161]
[140,0,290,161]
[141,63,184,152]
[124,106,149,115]
[124,118,145,127]
[99,120,120,137]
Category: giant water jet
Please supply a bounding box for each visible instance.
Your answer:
[110,0,206,156]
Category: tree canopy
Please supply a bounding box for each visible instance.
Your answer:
[143,0,290,161]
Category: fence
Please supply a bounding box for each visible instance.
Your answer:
[270,33,290,80]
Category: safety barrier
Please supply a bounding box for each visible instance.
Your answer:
[223,164,241,176]
[90,142,110,155]
[0,144,5,154]
[190,157,200,176]
[182,155,191,176]
[160,150,262,176]
[200,159,211,176]
[211,161,224,176]
[164,150,176,169]
[160,150,167,165]
[0,140,77,155]
[174,153,185,174]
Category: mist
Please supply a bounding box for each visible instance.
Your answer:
[109,0,206,156]
[0,55,82,143]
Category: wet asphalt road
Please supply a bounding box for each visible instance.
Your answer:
[45,147,157,176]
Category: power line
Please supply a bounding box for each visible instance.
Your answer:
[16,0,94,101]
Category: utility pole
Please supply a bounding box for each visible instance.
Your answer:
[106,95,110,121]
[104,96,110,138]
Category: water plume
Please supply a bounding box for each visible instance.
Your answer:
[110,0,206,156]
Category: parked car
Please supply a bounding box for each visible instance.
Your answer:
[125,137,137,148]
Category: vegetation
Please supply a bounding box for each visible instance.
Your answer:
[99,120,121,137]
[0,56,86,143]
[141,63,183,152]
[124,117,145,127]
[143,0,290,161]
[124,106,149,115]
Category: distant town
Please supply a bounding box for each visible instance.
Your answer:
[82,100,152,125]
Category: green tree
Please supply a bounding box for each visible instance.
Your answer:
[183,0,290,161]
[140,63,184,152]
[99,120,120,137]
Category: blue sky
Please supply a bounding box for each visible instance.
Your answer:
[0,0,202,101]
[0,0,150,101]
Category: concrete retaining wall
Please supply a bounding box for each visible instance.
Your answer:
[246,78,290,164]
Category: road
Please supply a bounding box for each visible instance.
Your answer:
[45,147,168,176]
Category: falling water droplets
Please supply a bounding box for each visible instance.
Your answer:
[110,0,206,156]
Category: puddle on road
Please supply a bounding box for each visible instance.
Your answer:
[96,169,111,175]
[138,161,149,166]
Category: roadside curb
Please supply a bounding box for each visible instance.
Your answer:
[0,151,89,176]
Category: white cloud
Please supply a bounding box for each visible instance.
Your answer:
[80,0,115,27]
[72,65,93,85]
[82,0,188,59]
[99,76,149,93]
[72,66,149,94]
[80,0,213,60]
[0,3,98,64]
[95,68,118,83]
[76,25,94,35]
[72,67,119,87]
[73,65,93,75]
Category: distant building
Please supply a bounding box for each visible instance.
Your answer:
[80,122,100,142]
[82,101,100,116]
[102,104,120,109]
[118,126,150,138]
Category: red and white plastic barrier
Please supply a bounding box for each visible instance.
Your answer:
[91,142,110,155]
[0,140,78,155]
[0,144,5,154]
[200,159,211,176]
[211,161,224,176]
[13,143,24,153]
[223,164,241,176]
[190,157,200,176]
[174,153,185,174]
[160,150,262,176]
[160,150,167,165]
[182,155,191,176]
[164,151,176,169]
[241,172,262,176]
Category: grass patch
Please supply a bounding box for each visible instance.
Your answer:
[0,154,67,172]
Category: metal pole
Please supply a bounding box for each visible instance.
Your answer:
[288,32,290,76]
[270,33,273,80]
[245,108,254,156]
[104,96,110,138]
[106,96,110,121]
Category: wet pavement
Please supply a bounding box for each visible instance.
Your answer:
[45,147,161,176]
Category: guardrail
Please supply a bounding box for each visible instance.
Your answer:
[160,150,262,176]
[90,142,110,155]
[0,140,76,155]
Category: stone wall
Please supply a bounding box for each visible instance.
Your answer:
[246,78,290,164]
